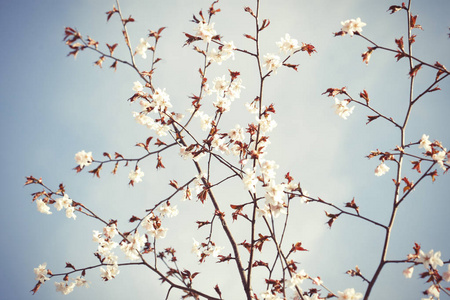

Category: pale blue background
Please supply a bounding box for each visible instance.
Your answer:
[1,0,449,299]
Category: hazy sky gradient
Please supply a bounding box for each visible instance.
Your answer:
[1,0,449,299]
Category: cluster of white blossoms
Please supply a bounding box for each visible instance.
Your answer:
[276,33,301,54]
[128,166,144,184]
[287,269,308,289]
[92,225,120,280]
[120,231,147,261]
[135,38,150,59]
[196,21,216,43]
[54,277,89,296]
[36,193,77,220]
[74,150,93,169]
[337,288,363,300]
[131,84,174,137]
[340,18,366,36]
[419,134,448,170]
[202,74,245,114]
[333,98,355,119]
[374,162,390,176]
[34,263,50,283]
[191,239,223,260]
[263,53,281,74]
[403,249,449,299]
[206,41,236,65]
[34,264,89,295]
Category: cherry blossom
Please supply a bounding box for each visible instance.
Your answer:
[103,224,117,239]
[196,21,216,43]
[54,193,72,211]
[229,124,245,142]
[432,150,447,170]
[135,38,150,59]
[340,18,366,36]
[287,269,307,289]
[443,264,450,282]
[34,263,50,283]
[132,81,144,92]
[402,266,414,278]
[74,150,93,168]
[74,276,89,288]
[54,281,76,295]
[426,284,440,298]
[158,202,179,218]
[100,264,120,281]
[128,167,144,183]
[261,289,282,300]
[337,288,363,300]
[65,206,77,220]
[374,162,390,176]
[262,53,281,74]
[417,249,443,269]
[36,199,52,215]
[276,33,300,54]
[151,88,172,111]
[333,98,355,119]
[258,114,277,133]
[242,168,257,193]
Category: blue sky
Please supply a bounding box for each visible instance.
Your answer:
[1,0,449,299]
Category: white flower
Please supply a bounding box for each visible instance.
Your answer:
[74,150,93,168]
[65,206,77,220]
[334,98,355,119]
[129,167,144,183]
[120,231,146,260]
[374,162,390,176]
[337,288,363,300]
[288,270,307,289]
[158,202,179,218]
[54,193,72,211]
[341,18,366,36]
[260,289,282,300]
[135,38,150,59]
[228,78,244,100]
[34,263,50,283]
[258,114,277,133]
[242,169,257,193]
[432,150,447,170]
[256,205,272,218]
[262,53,281,74]
[276,33,300,54]
[54,281,76,295]
[103,224,117,239]
[417,249,444,269]
[229,124,245,142]
[402,266,414,278]
[196,21,216,43]
[199,113,212,131]
[151,88,172,111]
[36,199,52,215]
[419,134,432,152]
[206,48,224,65]
[74,276,89,288]
[443,265,450,282]
[245,103,258,116]
[426,284,440,298]
[148,226,168,239]
[191,239,202,257]
[260,160,279,180]
[221,41,236,60]
[100,264,120,281]
[264,182,285,205]
[132,81,144,92]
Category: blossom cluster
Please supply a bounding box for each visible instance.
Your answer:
[36,193,77,220]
